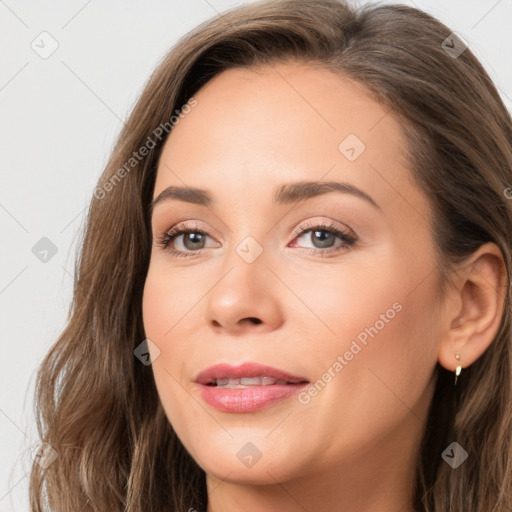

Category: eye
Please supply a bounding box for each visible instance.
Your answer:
[156,221,219,258]
[289,220,357,255]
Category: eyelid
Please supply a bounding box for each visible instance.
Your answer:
[156,221,219,251]
[289,218,355,241]
[158,220,218,243]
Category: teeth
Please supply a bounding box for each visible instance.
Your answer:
[241,377,273,385]
[212,376,289,388]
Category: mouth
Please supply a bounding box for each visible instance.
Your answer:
[194,362,310,413]
[195,362,309,386]
[205,376,307,388]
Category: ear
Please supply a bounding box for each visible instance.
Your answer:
[438,242,507,373]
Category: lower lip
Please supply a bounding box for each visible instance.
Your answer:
[198,383,308,413]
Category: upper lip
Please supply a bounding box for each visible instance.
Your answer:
[194,362,309,385]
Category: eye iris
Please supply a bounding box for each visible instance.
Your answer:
[312,230,335,248]
[184,232,205,250]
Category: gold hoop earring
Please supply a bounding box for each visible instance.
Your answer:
[454,351,462,386]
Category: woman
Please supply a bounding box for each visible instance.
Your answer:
[30,0,512,511]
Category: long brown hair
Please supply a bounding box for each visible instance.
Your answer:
[29,1,512,510]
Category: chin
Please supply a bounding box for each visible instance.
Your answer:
[185,435,310,485]
[200,457,298,485]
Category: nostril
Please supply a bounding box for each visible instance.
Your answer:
[247,317,262,325]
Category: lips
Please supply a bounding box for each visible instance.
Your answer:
[194,362,309,386]
[194,362,310,413]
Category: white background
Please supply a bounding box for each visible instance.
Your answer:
[1,1,511,510]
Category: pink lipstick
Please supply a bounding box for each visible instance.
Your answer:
[194,362,309,413]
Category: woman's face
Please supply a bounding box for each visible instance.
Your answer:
[142,62,442,486]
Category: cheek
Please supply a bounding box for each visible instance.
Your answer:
[142,259,200,344]
[142,264,180,341]
[291,252,439,436]
[141,261,211,434]
[142,276,168,341]
[292,243,439,367]
[141,266,184,405]
[279,253,408,364]
[141,263,191,354]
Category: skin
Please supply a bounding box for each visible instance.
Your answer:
[142,61,506,512]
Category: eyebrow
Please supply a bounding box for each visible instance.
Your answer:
[149,180,380,214]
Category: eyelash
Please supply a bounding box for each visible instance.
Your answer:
[156,220,357,259]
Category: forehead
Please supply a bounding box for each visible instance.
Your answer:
[154,61,428,221]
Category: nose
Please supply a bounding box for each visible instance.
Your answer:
[204,245,284,335]
[214,316,262,328]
